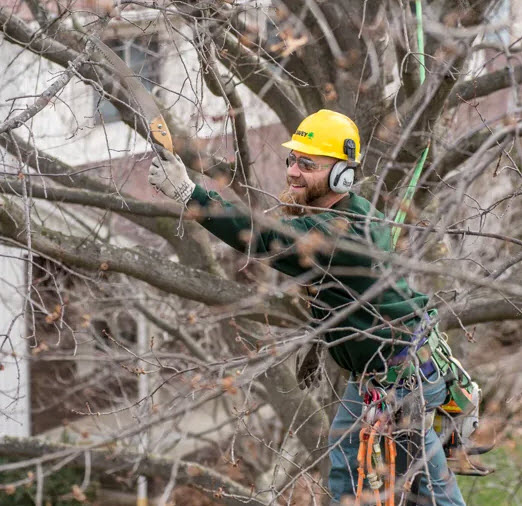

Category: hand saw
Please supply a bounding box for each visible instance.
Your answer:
[91,36,174,153]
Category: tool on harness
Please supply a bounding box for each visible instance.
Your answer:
[427,330,495,475]
[355,390,397,506]
[433,379,495,476]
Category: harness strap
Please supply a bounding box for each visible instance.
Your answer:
[382,328,439,386]
[380,327,476,413]
[431,328,476,414]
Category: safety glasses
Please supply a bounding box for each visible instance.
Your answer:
[286,152,330,172]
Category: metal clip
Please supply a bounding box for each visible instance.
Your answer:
[403,374,418,391]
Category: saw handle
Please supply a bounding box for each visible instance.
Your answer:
[150,115,174,154]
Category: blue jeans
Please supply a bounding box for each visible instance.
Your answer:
[328,373,465,505]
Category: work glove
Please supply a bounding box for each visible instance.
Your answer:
[148,149,195,205]
[295,342,323,390]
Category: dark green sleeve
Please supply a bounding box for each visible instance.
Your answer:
[189,185,336,277]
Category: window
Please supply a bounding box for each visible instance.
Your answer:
[484,0,510,45]
[94,36,159,124]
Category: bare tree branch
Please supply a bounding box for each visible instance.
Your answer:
[0,177,182,218]
[0,132,224,273]
[196,28,256,201]
[0,30,100,135]
[23,0,51,28]
[3,178,181,218]
[0,197,302,321]
[440,299,522,330]
[224,318,330,456]
[211,26,306,132]
[136,303,209,361]
[0,437,267,506]
[448,64,522,108]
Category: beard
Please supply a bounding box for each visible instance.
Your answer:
[279,176,330,216]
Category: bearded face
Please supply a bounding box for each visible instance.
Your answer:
[279,173,331,216]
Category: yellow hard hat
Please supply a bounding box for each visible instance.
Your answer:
[282,109,361,162]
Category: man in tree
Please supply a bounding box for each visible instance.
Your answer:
[148,109,465,505]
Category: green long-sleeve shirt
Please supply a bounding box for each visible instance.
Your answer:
[189,184,429,373]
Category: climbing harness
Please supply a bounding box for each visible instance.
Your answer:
[384,322,494,475]
[354,315,493,505]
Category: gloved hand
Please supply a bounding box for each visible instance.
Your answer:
[295,342,323,389]
[148,149,195,205]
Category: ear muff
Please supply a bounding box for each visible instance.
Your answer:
[329,161,355,194]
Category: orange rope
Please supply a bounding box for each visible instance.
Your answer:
[366,422,382,506]
[385,435,397,506]
[355,418,398,506]
[384,437,391,505]
[355,427,368,506]
[385,435,390,504]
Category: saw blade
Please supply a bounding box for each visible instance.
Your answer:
[91,36,173,153]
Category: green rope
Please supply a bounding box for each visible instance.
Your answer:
[391,145,429,247]
[416,0,426,84]
[391,0,428,249]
